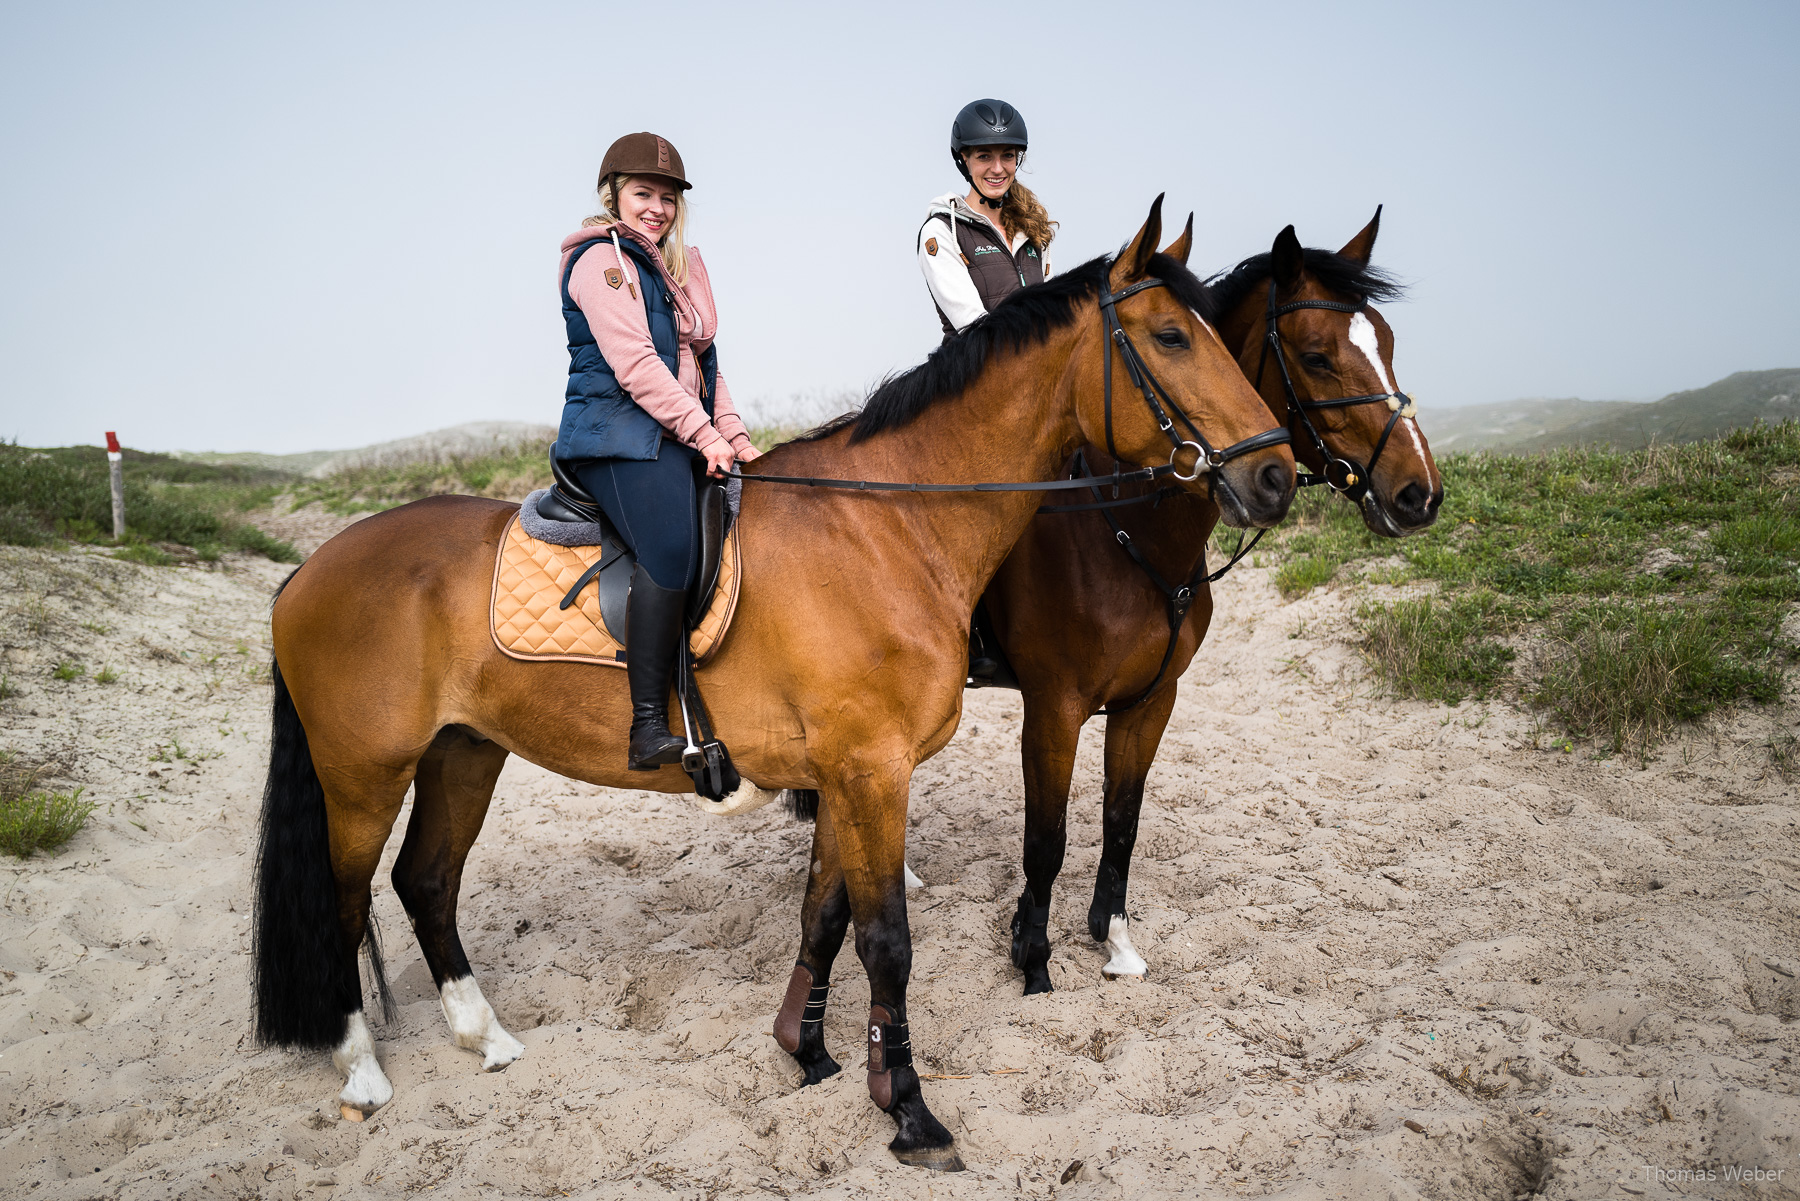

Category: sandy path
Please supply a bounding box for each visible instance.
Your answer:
[1,543,1796,1199]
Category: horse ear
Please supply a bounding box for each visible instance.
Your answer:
[1272,225,1304,293]
[1337,205,1382,266]
[1113,193,1165,283]
[1162,212,1195,266]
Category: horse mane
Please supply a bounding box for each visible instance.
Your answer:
[1203,247,1405,317]
[797,252,1219,445]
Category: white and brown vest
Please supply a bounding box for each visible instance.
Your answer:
[927,209,1046,338]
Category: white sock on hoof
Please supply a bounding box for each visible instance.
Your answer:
[439,976,526,1071]
[1101,915,1148,980]
[332,1012,394,1114]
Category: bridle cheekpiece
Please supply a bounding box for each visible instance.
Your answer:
[1253,282,1417,503]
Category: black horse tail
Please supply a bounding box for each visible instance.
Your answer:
[783,788,821,822]
[252,653,393,1047]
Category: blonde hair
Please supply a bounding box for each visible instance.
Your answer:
[584,173,690,285]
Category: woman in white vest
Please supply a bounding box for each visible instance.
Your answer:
[917,99,1058,339]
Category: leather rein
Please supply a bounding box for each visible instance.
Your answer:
[725,267,1295,720]
[728,272,1291,497]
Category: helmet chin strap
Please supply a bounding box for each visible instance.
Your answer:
[977,190,1008,210]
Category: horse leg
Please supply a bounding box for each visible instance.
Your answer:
[391,726,525,1071]
[321,776,412,1115]
[1088,684,1179,981]
[826,770,963,1172]
[1011,695,1084,995]
[773,800,851,1086]
[253,662,410,1117]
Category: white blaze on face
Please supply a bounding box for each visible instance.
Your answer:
[1189,307,1225,347]
[332,1011,394,1115]
[1101,915,1148,980]
[439,975,526,1071]
[1348,312,1435,494]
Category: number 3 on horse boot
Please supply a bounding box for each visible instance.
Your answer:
[625,563,689,770]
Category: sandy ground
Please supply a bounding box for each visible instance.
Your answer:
[2,538,1797,1200]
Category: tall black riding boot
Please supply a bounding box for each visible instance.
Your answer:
[624,564,688,771]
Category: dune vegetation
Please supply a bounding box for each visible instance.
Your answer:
[0,442,299,563]
[1265,420,1800,751]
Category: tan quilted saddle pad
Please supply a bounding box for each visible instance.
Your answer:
[490,512,741,667]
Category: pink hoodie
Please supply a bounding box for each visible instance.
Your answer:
[558,223,754,457]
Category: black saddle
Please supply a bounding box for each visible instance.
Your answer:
[543,450,730,637]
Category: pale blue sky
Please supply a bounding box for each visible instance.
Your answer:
[2,1,1795,453]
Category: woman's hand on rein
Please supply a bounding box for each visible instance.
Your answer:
[702,440,739,478]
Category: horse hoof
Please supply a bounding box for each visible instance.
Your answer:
[1100,915,1148,981]
[1021,968,1054,996]
[891,1144,966,1172]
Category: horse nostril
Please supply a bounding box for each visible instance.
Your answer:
[1396,483,1430,519]
[1257,462,1290,504]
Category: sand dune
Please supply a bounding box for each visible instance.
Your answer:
[1,540,1795,1199]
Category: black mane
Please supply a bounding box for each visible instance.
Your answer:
[800,251,1219,444]
[1203,247,1404,318]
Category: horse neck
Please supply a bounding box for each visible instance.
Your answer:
[769,322,1089,610]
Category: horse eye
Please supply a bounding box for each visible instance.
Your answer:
[1156,330,1188,349]
[1301,353,1331,370]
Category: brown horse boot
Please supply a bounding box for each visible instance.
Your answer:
[625,564,687,771]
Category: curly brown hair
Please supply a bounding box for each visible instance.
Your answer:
[999,177,1057,252]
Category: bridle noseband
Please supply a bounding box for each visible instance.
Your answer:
[1253,283,1416,503]
[1098,273,1292,494]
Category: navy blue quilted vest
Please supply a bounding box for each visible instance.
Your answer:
[554,234,718,462]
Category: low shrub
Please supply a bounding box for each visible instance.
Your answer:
[1358,592,1515,705]
[0,752,97,858]
[1537,602,1783,751]
[0,442,299,561]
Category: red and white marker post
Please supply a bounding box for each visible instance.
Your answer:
[105,431,125,540]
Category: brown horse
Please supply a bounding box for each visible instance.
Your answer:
[771,213,1440,1087]
[252,199,1295,1171]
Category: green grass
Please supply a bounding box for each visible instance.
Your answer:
[0,751,96,859]
[1358,592,1516,705]
[1271,421,1800,748]
[1274,554,1338,599]
[0,442,299,561]
[50,660,85,682]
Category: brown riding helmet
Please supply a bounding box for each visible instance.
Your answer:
[597,132,691,191]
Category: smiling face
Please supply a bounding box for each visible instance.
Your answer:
[961,145,1020,202]
[614,174,682,243]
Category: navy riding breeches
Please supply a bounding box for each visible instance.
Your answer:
[573,440,701,592]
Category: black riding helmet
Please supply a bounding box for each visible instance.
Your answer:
[950,99,1028,182]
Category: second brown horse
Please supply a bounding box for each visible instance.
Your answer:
[773,213,1440,1093]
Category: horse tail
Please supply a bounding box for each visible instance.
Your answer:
[253,655,392,1046]
[783,788,820,822]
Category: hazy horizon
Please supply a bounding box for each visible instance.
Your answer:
[3,1,1797,455]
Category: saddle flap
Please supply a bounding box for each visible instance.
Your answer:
[688,480,728,627]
